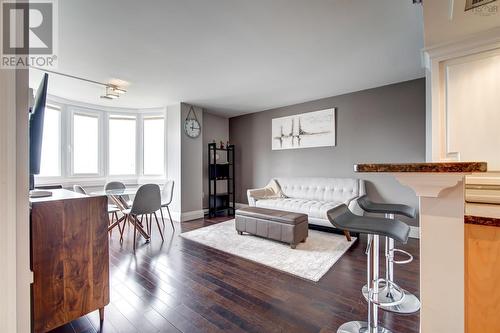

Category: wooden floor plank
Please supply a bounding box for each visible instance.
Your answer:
[48,216,420,333]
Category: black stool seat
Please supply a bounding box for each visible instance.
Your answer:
[358,195,416,218]
[327,205,410,244]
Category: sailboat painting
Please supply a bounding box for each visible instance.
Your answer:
[272,108,336,150]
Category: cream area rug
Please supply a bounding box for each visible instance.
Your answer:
[180,220,356,282]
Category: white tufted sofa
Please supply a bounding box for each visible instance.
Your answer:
[247,177,365,228]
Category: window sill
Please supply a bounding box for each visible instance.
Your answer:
[35,176,167,188]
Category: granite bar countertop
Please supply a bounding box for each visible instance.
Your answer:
[354,162,487,173]
[465,215,500,227]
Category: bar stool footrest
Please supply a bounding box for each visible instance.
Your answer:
[337,321,393,333]
[365,278,405,307]
[362,284,421,314]
[392,248,413,264]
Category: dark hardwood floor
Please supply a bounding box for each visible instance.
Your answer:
[49,216,420,333]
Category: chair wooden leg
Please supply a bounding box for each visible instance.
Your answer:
[343,230,352,242]
[159,207,165,227]
[119,215,127,242]
[153,212,164,241]
[115,212,122,236]
[166,206,175,230]
[108,213,114,236]
[132,215,137,252]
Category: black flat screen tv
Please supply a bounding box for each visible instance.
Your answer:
[29,73,49,193]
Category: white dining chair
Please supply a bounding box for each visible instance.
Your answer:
[104,181,134,207]
[121,184,163,251]
[160,180,175,230]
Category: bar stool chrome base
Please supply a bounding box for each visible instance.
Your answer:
[337,321,393,333]
[362,284,420,314]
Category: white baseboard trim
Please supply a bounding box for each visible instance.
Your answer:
[409,226,420,239]
[181,210,204,222]
[235,203,421,239]
[168,210,181,222]
[168,209,204,222]
[235,202,249,209]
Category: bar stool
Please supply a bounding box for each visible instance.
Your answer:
[327,204,410,333]
[358,196,421,314]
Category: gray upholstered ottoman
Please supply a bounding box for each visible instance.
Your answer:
[235,207,308,248]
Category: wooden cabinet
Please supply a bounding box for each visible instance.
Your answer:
[30,190,110,333]
[465,223,500,333]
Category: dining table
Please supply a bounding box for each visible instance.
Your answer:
[91,188,150,240]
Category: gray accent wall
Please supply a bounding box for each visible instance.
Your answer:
[202,112,229,208]
[229,79,425,226]
[180,103,203,214]
[166,103,204,220]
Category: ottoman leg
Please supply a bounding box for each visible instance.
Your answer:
[237,231,243,235]
[290,243,297,249]
[301,238,307,243]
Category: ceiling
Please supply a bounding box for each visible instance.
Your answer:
[29,0,424,117]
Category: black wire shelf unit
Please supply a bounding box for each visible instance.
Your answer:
[208,143,235,218]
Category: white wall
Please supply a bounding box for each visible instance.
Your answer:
[424,0,500,47]
[166,103,205,221]
[166,104,182,216]
[0,63,20,333]
[0,68,31,332]
[16,68,31,333]
[446,50,500,170]
[423,3,500,165]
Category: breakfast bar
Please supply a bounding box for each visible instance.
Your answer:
[355,162,488,333]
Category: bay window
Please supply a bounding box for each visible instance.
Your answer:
[143,116,165,176]
[38,105,61,177]
[72,112,101,175]
[108,115,137,175]
[35,101,165,184]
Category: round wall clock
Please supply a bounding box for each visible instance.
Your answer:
[184,106,201,138]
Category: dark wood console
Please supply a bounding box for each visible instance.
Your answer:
[30,189,109,333]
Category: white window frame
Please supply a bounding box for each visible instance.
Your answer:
[69,107,104,177]
[34,101,65,184]
[37,103,63,178]
[141,113,167,178]
[34,98,167,187]
[107,113,138,178]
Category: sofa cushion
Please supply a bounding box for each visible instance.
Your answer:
[255,198,343,220]
[275,177,363,203]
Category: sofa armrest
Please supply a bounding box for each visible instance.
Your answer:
[247,187,269,206]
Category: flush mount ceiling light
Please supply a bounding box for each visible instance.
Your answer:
[100,86,120,99]
[101,85,127,99]
[110,86,127,95]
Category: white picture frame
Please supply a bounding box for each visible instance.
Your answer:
[272,108,336,150]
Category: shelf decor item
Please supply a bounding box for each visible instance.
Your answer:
[208,142,235,218]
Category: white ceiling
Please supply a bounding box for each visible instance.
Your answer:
[29,0,424,117]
